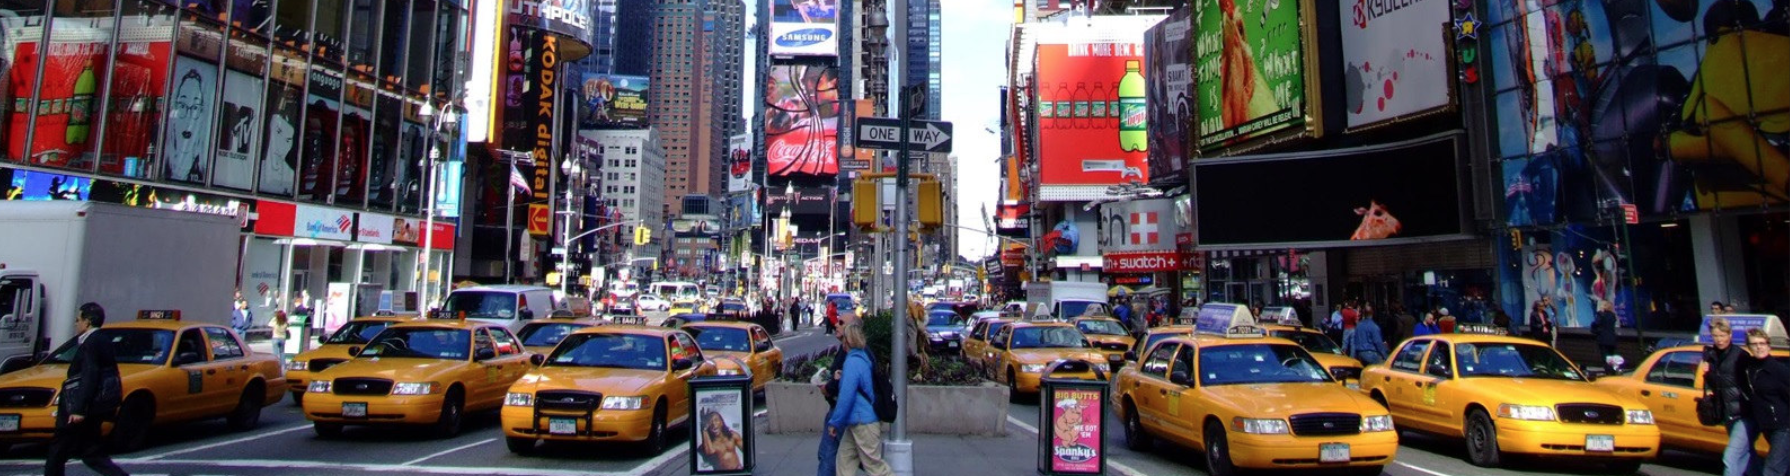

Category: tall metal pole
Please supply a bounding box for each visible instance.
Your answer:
[888,0,914,472]
[506,174,517,284]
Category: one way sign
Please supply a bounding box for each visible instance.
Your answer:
[854,117,953,153]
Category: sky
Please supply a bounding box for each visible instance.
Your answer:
[742,0,1012,262]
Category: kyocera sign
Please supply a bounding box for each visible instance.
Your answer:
[776,28,833,48]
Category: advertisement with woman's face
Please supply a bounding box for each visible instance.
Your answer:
[694,389,747,473]
[258,83,301,195]
[164,56,217,184]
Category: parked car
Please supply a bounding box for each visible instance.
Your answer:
[636,294,671,312]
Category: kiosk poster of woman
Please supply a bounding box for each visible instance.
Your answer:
[695,389,746,472]
[163,56,216,184]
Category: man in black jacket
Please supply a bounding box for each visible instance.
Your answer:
[1742,328,1789,476]
[1706,317,1758,476]
[45,303,128,476]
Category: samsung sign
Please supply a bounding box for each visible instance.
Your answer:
[776,28,833,48]
[769,22,838,57]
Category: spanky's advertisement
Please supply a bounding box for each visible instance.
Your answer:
[1049,389,1102,473]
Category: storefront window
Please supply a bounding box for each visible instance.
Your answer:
[405,0,435,92]
[396,118,424,214]
[5,0,117,173]
[377,0,407,88]
[272,0,309,48]
[312,0,345,66]
[299,67,340,202]
[336,75,371,205]
[228,0,269,35]
[258,44,304,195]
[368,94,400,209]
[97,1,172,178]
[165,11,225,185]
[213,26,269,191]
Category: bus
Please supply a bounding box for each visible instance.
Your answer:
[650,281,701,301]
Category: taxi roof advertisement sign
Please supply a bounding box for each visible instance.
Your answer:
[1339,0,1455,129]
[770,0,839,57]
[1033,23,1150,187]
[1196,302,1252,336]
[1192,0,1318,152]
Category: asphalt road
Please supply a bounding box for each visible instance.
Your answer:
[0,314,842,476]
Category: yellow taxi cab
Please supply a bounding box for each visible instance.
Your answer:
[1593,315,1786,457]
[301,315,533,438]
[669,299,700,316]
[682,321,782,392]
[963,317,1012,375]
[1110,303,1396,476]
[501,325,717,454]
[1069,316,1135,365]
[1261,323,1364,387]
[1359,330,1659,472]
[0,310,288,452]
[286,314,421,405]
[985,320,1107,400]
[1124,323,1195,365]
[515,313,607,355]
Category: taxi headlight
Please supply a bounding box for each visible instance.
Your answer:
[308,380,332,394]
[602,396,645,410]
[1231,417,1289,435]
[1020,364,1047,373]
[505,392,534,407]
[1626,409,1655,425]
[1361,415,1395,432]
[285,360,308,372]
[1497,404,1557,421]
[391,382,433,395]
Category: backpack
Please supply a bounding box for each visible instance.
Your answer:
[855,353,898,423]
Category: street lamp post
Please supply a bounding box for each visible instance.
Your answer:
[417,98,459,307]
[498,150,535,284]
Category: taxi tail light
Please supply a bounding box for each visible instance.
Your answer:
[1497,404,1557,421]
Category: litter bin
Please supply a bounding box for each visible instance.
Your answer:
[1036,359,1109,476]
[689,372,755,475]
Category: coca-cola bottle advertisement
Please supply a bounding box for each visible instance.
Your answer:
[762,64,840,177]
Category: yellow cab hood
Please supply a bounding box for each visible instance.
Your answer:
[1464,377,1644,408]
[513,366,667,396]
[0,363,166,392]
[1201,382,1384,417]
[1084,334,1135,349]
[706,351,753,369]
[1309,352,1363,371]
[1011,348,1107,365]
[318,358,471,382]
[295,344,358,362]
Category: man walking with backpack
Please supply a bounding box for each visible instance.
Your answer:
[45,303,128,476]
[827,324,892,476]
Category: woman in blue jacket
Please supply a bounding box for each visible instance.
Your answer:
[827,325,891,476]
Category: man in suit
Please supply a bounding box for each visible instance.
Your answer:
[45,303,128,476]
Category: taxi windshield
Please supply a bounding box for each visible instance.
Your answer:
[1456,343,1585,380]
[359,328,471,360]
[689,327,752,352]
[1271,330,1342,354]
[1076,320,1128,336]
[48,329,174,365]
[441,291,518,320]
[926,312,961,327]
[548,333,668,370]
[1198,344,1332,386]
[1010,327,1086,349]
[517,323,589,348]
[325,321,396,345]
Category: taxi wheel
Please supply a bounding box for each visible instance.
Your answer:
[225,385,263,432]
[646,403,669,453]
[1465,409,1504,467]
[313,422,343,438]
[435,389,465,438]
[110,395,154,453]
[1121,400,1153,451]
[506,436,538,455]
[1203,421,1238,476]
[1006,369,1021,404]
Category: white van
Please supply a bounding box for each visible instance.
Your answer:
[438,285,561,332]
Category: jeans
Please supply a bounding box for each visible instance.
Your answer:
[1764,428,1790,476]
[271,338,286,362]
[1726,418,1764,476]
[818,422,841,476]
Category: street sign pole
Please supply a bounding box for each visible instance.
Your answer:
[889,0,913,473]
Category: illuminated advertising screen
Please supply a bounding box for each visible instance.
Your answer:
[1144,10,1192,184]
[1192,0,1312,151]
[769,0,839,57]
[763,64,840,177]
[1034,25,1149,187]
[579,73,648,128]
[726,133,752,193]
[1339,0,1454,129]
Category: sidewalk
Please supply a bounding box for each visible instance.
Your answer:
[655,416,1042,476]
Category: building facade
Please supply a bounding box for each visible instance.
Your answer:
[650,0,710,214]
[590,128,667,261]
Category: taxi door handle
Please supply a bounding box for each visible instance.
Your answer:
[206,369,217,375]
[1641,390,1652,397]
[1158,388,1168,396]
[1663,391,1679,399]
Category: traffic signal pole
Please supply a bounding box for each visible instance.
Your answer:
[889,0,913,473]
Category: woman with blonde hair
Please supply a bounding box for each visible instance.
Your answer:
[826,325,891,476]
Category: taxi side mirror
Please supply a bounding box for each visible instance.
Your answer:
[174,351,203,366]
[346,346,362,357]
[1082,339,1093,347]
[755,341,773,353]
[317,333,330,345]
[673,358,696,371]
[530,354,546,366]
[1170,370,1193,386]
[1123,351,1137,362]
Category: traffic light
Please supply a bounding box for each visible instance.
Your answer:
[852,179,879,230]
[633,226,652,245]
[917,179,942,229]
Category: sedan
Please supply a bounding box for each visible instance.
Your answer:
[636,295,671,312]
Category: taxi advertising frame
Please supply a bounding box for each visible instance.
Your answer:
[1036,360,1109,475]
[688,374,755,475]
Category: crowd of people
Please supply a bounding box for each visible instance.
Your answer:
[1704,316,1789,476]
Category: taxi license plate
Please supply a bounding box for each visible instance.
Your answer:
[1320,443,1351,463]
[948,341,958,348]
[342,403,367,418]
[1586,434,1615,452]
[1108,354,1123,361]
[0,414,18,432]
[549,418,577,435]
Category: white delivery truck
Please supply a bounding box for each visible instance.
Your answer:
[0,201,239,373]
[1023,281,1110,320]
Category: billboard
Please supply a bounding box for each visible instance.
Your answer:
[213,70,265,191]
[1033,26,1149,187]
[164,55,219,184]
[764,185,835,216]
[1192,0,1314,151]
[1195,135,1464,247]
[1485,0,1788,216]
[1144,11,1192,185]
[579,73,648,128]
[1340,0,1454,129]
[764,64,840,177]
[726,133,752,193]
[1097,198,1182,253]
[769,0,839,57]
[505,0,594,46]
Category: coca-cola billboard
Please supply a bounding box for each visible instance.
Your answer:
[764,64,840,177]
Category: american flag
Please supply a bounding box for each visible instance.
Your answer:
[509,162,531,195]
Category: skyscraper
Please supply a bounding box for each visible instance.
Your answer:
[651,0,710,214]
[906,0,941,120]
[706,0,747,198]
[616,0,657,77]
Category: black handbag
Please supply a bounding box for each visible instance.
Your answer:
[1697,386,1724,427]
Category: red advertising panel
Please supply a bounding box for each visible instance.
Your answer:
[764,64,840,177]
[1048,387,1103,473]
[7,40,111,169]
[1102,251,1190,274]
[1035,38,1148,187]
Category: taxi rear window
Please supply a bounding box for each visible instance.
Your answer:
[689,326,752,352]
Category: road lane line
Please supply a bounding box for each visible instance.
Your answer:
[125,424,313,461]
[1005,415,1144,476]
[401,437,498,466]
[7,459,642,476]
[1397,461,1453,476]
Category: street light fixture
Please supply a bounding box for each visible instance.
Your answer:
[417,96,460,307]
[556,157,585,298]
